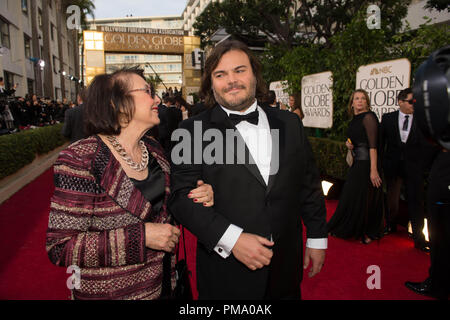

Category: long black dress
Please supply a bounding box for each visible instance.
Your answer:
[327,111,384,240]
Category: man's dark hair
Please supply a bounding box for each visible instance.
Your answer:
[266,90,276,105]
[200,40,268,108]
[163,95,174,105]
[84,66,145,136]
[398,87,413,101]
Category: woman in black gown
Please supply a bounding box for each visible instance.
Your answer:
[327,89,384,244]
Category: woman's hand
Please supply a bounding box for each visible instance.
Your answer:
[370,170,382,188]
[145,223,180,252]
[345,139,354,150]
[188,180,214,207]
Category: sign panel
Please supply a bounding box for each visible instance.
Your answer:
[269,81,289,106]
[98,26,185,36]
[301,71,333,128]
[356,58,411,120]
[103,32,184,54]
[191,48,204,70]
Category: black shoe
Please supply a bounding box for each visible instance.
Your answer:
[405,278,435,298]
[360,236,372,245]
[383,225,397,235]
[414,242,430,253]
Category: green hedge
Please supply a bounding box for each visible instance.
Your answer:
[0,124,67,180]
[0,127,346,182]
[308,136,348,181]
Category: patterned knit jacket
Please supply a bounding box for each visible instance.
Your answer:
[46,135,175,300]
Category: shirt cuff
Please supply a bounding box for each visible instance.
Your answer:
[214,224,243,258]
[306,238,328,249]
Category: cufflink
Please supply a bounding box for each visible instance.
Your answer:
[218,247,223,253]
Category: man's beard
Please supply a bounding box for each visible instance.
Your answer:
[212,79,257,112]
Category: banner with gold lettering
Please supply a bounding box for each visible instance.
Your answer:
[301,71,333,128]
[356,58,411,120]
[103,32,184,54]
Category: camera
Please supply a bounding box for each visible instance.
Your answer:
[413,45,450,150]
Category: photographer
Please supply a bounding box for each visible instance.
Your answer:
[0,78,18,134]
[0,77,16,97]
[405,46,450,300]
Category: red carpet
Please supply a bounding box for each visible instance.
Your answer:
[0,168,70,300]
[0,168,432,300]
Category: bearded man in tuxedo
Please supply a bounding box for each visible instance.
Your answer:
[169,40,327,299]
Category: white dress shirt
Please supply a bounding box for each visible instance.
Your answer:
[398,110,413,143]
[214,101,327,258]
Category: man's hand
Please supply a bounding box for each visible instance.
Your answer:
[303,247,325,278]
[232,233,274,271]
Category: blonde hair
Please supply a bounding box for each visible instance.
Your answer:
[347,89,371,117]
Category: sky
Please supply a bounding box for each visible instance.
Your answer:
[92,0,188,19]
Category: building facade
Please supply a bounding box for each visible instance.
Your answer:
[0,0,79,101]
[86,16,185,95]
[182,0,223,36]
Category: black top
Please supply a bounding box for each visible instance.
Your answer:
[348,111,379,149]
[130,156,165,213]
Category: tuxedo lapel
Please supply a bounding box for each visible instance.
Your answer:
[210,105,266,188]
[263,106,285,196]
[406,116,417,144]
[393,111,402,144]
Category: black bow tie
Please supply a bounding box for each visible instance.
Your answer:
[228,110,259,126]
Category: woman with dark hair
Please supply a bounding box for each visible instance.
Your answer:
[174,95,192,120]
[289,93,304,120]
[46,67,214,300]
[327,89,384,244]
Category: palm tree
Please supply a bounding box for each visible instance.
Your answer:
[30,0,43,96]
[62,0,96,30]
[146,75,164,90]
[41,0,53,98]
[61,0,95,91]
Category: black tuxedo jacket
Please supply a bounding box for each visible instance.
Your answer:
[61,104,86,143]
[158,105,182,152]
[169,105,327,299]
[380,110,430,178]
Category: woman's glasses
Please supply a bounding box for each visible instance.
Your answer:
[128,85,155,99]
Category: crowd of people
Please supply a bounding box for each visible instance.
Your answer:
[0,93,76,135]
[45,42,328,300]
[1,40,443,300]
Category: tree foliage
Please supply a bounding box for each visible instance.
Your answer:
[424,0,450,12]
[194,0,449,140]
[275,13,450,139]
[62,0,96,30]
[146,75,163,90]
[193,0,412,48]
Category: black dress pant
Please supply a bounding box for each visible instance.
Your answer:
[385,161,426,245]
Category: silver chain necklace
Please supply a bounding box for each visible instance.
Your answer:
[107,135,149,172]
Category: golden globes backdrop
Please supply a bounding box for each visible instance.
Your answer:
[356,58,411,120]
[301,71,333,128]
[83,27,202,97]
[100,26,184,54]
